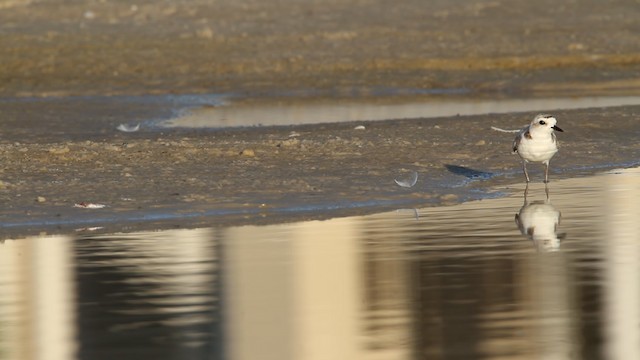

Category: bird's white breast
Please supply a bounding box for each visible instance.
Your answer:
[517,132,558,163]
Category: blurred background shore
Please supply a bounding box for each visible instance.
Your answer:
[2,0,640,98]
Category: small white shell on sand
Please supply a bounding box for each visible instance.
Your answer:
[74,202,107,209]
[354,125,366,130]
[117,123,141,132]
[75,226,104,232]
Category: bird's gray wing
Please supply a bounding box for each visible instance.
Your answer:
[512,127,531,153]
[512,131,522,153]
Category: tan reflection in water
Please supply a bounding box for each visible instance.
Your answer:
[222,216,415,360]
[223,218,368,360]
[604,168,640,360]
[0,236,77,360]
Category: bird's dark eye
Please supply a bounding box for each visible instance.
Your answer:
[539,120,546,125]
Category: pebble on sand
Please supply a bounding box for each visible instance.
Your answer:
[240,148,256,157]
[440,194,459,201]
[48,146,70,155]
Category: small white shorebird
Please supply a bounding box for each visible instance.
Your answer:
[512,114,564,183]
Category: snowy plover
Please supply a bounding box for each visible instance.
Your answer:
[512,114,564,183]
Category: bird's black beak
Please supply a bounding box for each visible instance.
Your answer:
[552,125,564,132]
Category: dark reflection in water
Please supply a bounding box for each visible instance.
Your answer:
[74,230,223,359]
[0,168,638,360]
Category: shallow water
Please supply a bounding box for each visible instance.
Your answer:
[1,168,638,360]
[5,92,640,140]
[163,95,640,128]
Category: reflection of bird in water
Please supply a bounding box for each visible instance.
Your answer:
[515,185,564,251]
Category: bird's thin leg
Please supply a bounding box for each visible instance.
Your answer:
[524,182,530,202]
[544,182,550,201]
[522,161,530,183]
[544,162,550,184]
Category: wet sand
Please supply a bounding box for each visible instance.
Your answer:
[1,0,640,236]
[1,103,638,237]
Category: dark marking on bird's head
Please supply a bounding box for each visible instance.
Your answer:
[531,114,562,133]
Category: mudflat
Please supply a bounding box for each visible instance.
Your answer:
[1,0,639,235]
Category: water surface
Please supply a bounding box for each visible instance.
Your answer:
[164,95,640,128]
[1,168,639,360]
